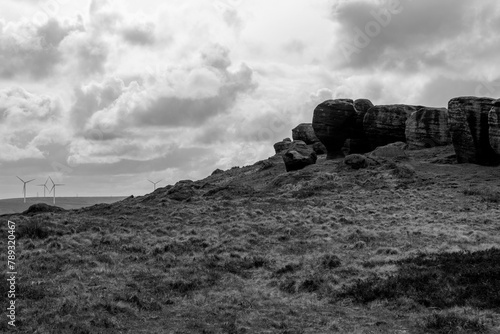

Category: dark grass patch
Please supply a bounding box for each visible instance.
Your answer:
[319,254,342,269]
[337,249,500,309]
[298,277,324,293]
[152,238,211,256]
[275,263,301,276]
[419,311,489,334]
[18,282,50,300]
[463,188,500,203]
[291,182,338,199]
[279,278,297,294]
[202,254,269,277]
[16,217,50,239]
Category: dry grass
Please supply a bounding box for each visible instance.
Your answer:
[2,146,500,333]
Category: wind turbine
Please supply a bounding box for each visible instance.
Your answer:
[148,179,162,191]
[16,176,35,203]
[48,177,64,205]
[37,178,51,198]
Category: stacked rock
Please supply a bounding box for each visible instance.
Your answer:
[312,99,357,159]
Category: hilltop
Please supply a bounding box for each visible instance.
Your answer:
[0,197,127,215]
[2,143,500,333]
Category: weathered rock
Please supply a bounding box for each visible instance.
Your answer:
[282,140,317,172]
[292,123,320,145]
[310,142,327,155]
[489,99,500,155]
[405,107,451,149]
[364,105,420,150]
[273,138,292,154]
[348,99,375,154]
[368,142,408,159]
[312,99,357,159]
[448,96,500,165]
[344,154,378,169]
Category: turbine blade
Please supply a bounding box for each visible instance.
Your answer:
[16,176,24,182]
[27,179,35,183]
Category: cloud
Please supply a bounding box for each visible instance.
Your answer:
[283,39,306,55]
[88,0,157,46]
[66,43,256,165]
[0,17,83,79]
[122,21,156,45]
[331,0,500,75]
[0,87,69,162]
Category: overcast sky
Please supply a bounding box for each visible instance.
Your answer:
[1,0,500,199]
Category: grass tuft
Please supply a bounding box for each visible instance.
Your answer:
[16,216,50,239]
[419,310,489,334]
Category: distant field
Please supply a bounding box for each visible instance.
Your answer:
[0,196,127,215]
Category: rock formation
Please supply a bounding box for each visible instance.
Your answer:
[448,97,500,165]
[292,123,327,155]
[405,107,451,149]
[489,99,500,155]
[273,138,292,154]
[292,123,320,144]
[312,99,357,159]
[348,99,374,154]
[364,104,420,150]
[282,140,317,172]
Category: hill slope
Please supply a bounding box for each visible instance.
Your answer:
[0,197,127,215]
[2,145,500,333]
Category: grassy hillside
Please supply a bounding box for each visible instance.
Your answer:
[1,145,500,333]
[0,197,127,215]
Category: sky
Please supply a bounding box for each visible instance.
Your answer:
[1,0,500,199]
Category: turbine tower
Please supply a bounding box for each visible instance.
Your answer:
[48,177,64,205]
[148,179,162,191]
[16,176,35,203]
[37,178,51,198]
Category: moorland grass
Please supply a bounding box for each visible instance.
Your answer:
[337,248,500,310]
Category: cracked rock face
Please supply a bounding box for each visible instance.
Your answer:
[364,104,420,150]
[292,123,320,145]
[282,140,317,172]
[489,99,500,155]
[405,107,451,150]
[348,99,374,154]
[312,99,357,159]
[448,96,500,166]
[273,138,292,154]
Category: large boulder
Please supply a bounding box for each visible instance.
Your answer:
[489,99,500,155]
[312,99,357,159]
[349,99,374,154]
[273,138,292,154]
[405,107,451,149]
[292,123,320,144]
[364,104,420,150]
[282,141,317,172]
[448,97,500,165]
[291,123,327,155]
